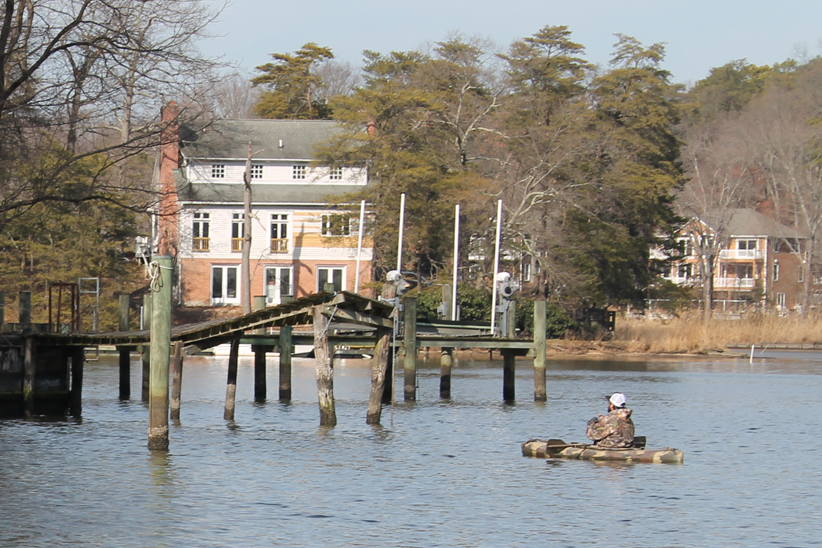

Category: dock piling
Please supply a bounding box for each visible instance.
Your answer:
[503,350,516,403]
[253,345,268,402]
[440,348,453,398]
[533,300,547,402]
[148,256,172,450]
[313,306,336,426]
[69,347,84,417]
[118,295,130,399]
[141,294,152,402]
[367,326,391,424]
[224,338,240,421]
[170,341,183,420]
[403,297,417,401]
[279,326,292,401]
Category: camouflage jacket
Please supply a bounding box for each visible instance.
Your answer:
[586,407,635,448]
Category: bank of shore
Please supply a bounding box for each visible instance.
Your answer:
[547,312,822,357]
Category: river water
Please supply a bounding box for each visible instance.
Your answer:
[1,349,820,547]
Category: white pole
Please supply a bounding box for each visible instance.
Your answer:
[451,204,460,321]
[396,193,406,273]
[490,199,503,335]
[355,200,366,293]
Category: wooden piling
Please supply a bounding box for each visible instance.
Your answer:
[279,326,292,401]
[141,294,152,402]
[533,300,547,402]
[23,336,35,418]
[119,294,131,400]
[69,346,84,417]
[440,348,453,398]
[0,291,5,327]
[148,256,172,450]
[381,283,397,405]
[403,297,417,401]
[367,326,392,424]
[253,345,268,402]
[224,338,240,421]
[313,306,336,426]
[19,291,31,324]
[503,350,516,402]
[170,341,183,420]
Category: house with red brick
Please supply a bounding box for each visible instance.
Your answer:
[655,209,810,312]
[157,102,373,308]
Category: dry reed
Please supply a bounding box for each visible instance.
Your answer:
[614,311,822,353]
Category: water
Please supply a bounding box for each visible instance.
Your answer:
[1,350,821,547]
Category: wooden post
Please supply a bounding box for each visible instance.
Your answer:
[69,346,84,417]
[19,291,31,324]
[440,347,453,398]
[253,345,268,402]
[403,297,417,401]
[148,256,172,450]
[253,295,266,335]
[507,300,517,337]
[313,306,336,426]
[533,300,547,402]
[141,294,152,402]
[170,341,183,420]
[441,284,452,320]
[23,336,35,418]
[224,338,240,421]
[367,326,392,424]
[503,350,516,403]
[118,294,131,399]
[278,326,293,401]
[0,291,5,327]
[381,282,397,404]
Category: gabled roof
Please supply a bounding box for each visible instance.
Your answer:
[693,208,807,239]
[181,119,341,161]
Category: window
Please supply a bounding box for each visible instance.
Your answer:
[250,164,263,179]
[232,213,244,252]
[270,214,288,252]
[265,266,293,305]
[522,260,532,283]
[799,265,805,283]
[292,165,307,180]
[192,212,210,251]
[738,264,753,279]
[212,266,239,304]
[777,293,787,308]
[318,267,345,292]
[677,264,692,279]
[211,164,225,178]
[738,239,757,250]
[321,214,350,236]
[329,166,343,180]
[773,261,780,281]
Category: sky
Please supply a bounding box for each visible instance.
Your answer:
[200,0,822,85]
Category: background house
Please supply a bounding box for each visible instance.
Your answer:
[159,105,373,308]
[657,209,809,312]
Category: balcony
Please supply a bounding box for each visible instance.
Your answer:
[719,249,763,260]
[270,238,288,253]
[714,277,755,289]
[192,237,210,252]
[231,238,243,252]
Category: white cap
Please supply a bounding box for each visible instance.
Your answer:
[609,393,627,408]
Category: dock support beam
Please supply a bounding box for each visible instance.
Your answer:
[367,326,392,424]
[141,294,152,402]
[313,306,336,426]
[170,341,183,420]
[69,347,84,417]
[440,348,453,398]
[533,300,547,402]
[403,297,417,401]
[118,295,130,399]
[23,337,35,418]
[253,346,268,402]
[224,338,240,421]
[503,350,516,403]
[148,255,172,450]
[279,327,292,401]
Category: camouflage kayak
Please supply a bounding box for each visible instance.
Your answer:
[522,438,684,464]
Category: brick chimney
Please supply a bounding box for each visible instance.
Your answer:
[158,101,180,256]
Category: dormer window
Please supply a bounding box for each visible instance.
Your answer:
[293,165,307,180]
[211,164,225,178]
[250,164,263,179]
[329,167,343,180]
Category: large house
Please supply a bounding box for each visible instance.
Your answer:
[157,102,373,308]
[656,209,809,311]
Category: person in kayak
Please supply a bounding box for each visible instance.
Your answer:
[586,392,635,447]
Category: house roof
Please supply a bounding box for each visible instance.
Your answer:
[176,181,363,205]
[697,209,807,239]
[180,119,343,161]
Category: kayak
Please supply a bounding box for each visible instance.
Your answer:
[522,438,684,464]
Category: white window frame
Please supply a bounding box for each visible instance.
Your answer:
[329,166,343,180]
[270,214,289,253]
[265,266,293,305]
[211,265,240,305]
[293,165,307,180]
[773,261,780,282]
[318,266,346,293]
[211,164,225,179]
[321,214,351,236]
[250,164,263,179]
[192,212,210,252]
[776,292,787,309]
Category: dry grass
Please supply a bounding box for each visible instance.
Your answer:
[614,311,822,354]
